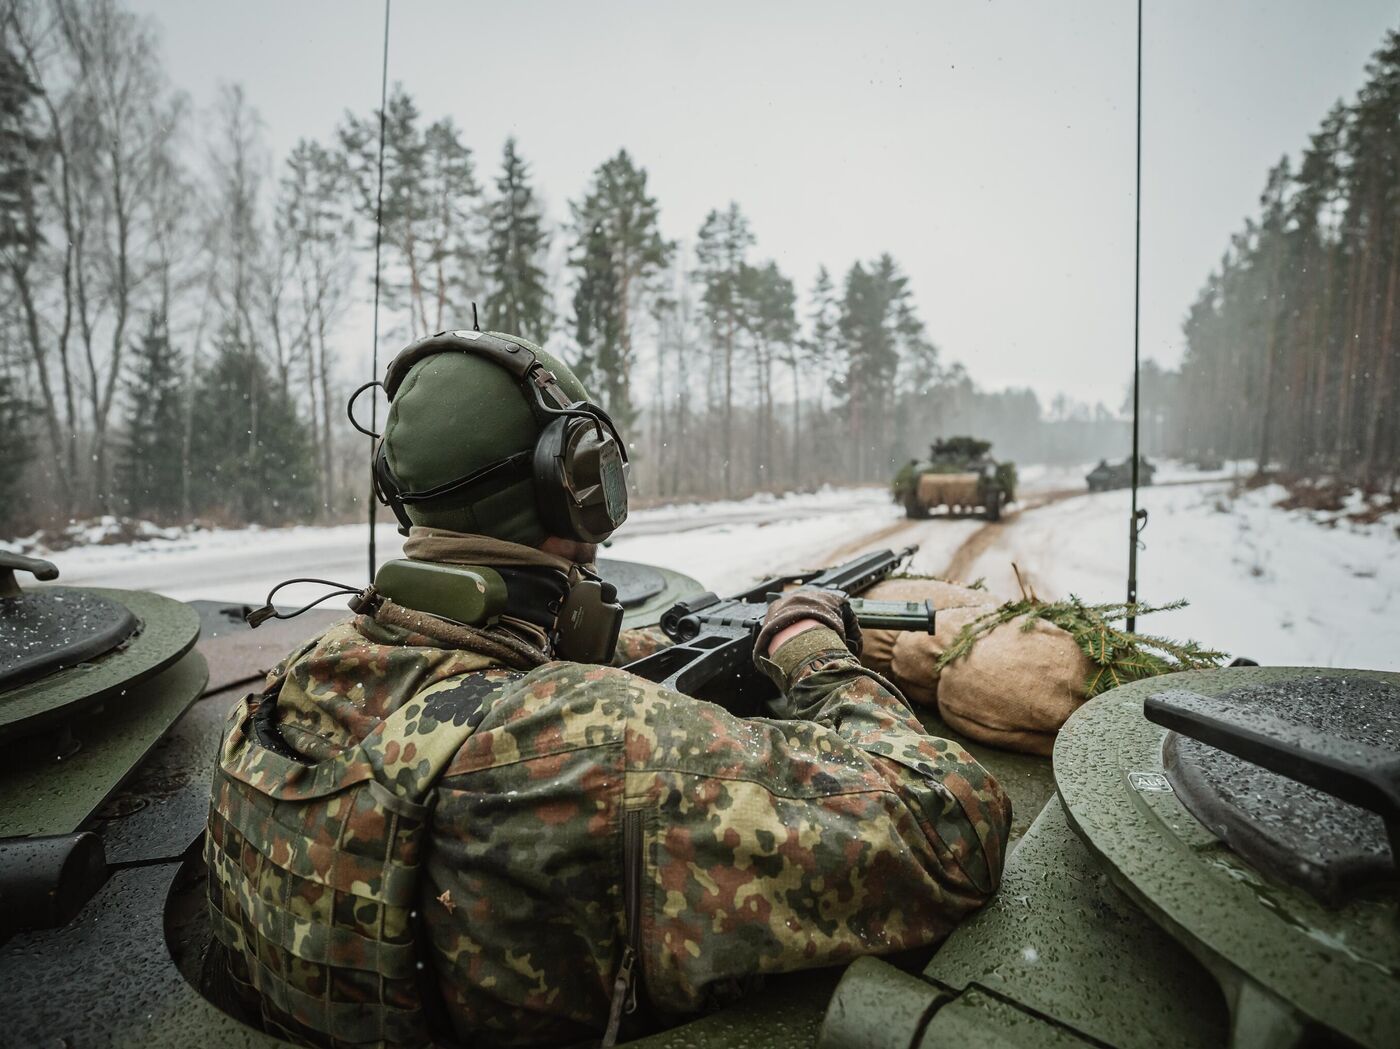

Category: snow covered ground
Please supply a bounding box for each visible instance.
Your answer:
[26,468,1397,672]
[608,488,902,593]
[962,481,1400,671]
[44,487,908,609]
[38,469,1091,607]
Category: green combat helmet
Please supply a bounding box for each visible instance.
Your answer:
[375,330,611,546]
[358,327,635,662]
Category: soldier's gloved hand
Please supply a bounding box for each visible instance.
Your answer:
[755,587,863,661]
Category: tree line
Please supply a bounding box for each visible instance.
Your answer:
[1143,28,1400,488]
[0,0,1120,539]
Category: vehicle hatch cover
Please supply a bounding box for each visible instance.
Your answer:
[1162,677,1398,904]
[1054,667,1400,1049]
[0,589,137,691]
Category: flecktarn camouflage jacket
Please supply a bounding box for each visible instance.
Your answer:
[208,609,1011,1048]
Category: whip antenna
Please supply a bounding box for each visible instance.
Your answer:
[368,0,391,583]
[1126,0,1145,631]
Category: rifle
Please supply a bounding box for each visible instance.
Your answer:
[623,546,934,715]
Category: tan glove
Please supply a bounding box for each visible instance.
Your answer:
[754,586,863,660]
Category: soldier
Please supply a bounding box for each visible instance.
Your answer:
[206,329,1012,1048]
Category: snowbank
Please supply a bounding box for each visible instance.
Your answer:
[963,481,1400,671]
[23,474,1395,674]
[37,487,902,608]
[608,488,900,594]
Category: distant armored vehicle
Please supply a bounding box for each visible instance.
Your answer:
[892,436,1017,521]
[1087,454,1156,492]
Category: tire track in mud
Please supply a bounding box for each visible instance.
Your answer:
[826,478,1231,585]
[941,488,1082,582]
[818,488,1082,575]
[822,516,924,561]
[941,477,1234,583]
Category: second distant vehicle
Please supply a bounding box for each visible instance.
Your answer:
[892,436,1017,521]
[1086,455,1156,492]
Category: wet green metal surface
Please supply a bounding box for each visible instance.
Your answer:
[0,650,209,838]
[2,861,281,1049]
[0,587,200,741]
[616,562,704,631]
[623,968,839,1047]
[817,956,944,1049]
[1055,667,1400,1049]
[35,589,1389,1049]
[918,988,1094,1048]
[924,797,1228,1049]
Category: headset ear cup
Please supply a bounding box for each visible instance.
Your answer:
[532,415,629,544]
[532,416,579,540]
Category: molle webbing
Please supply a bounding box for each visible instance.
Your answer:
[206,667,519,1049]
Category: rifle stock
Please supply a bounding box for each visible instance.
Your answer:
[623,546,933,715]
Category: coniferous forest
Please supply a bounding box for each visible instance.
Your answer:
[1145,29,1400,487]
[0,1,1395,540]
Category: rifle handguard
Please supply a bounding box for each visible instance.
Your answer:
[846,598,935,634]
[626,546,925,712]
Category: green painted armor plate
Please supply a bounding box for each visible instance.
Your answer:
[1055,667,1400,1049]
[0,587,200,743]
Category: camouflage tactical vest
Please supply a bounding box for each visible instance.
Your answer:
[206,641,516,1049]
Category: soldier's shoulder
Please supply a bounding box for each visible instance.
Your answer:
[524,659,656,689]
[282,617,364,663]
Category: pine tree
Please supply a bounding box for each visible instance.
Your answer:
[1168,27,1400,487]
[280,137,354,517]
[340,88,481,336]
[694,204,754,494]
[570,150,671,437]
[805,266,839,378]
[572,220,621,400]
[740,261,796,487]
[484,137,551,343]
[1348,29,1400,481]
[835,255,916,479]
[1253,158,1291,474]
[0,40,59,514]
[0,367,30,533]
[117,314,185,520]
[0,43,44,260]
[189,326,314,523]
[797,267,841,480]
[423,117,483,329]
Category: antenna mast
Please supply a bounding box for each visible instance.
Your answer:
[368,0,391,583]
[1126,0,1145,631]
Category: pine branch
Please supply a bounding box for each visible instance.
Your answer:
[934,592,1225,698]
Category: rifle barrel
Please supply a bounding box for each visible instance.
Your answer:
[807,545,918,594]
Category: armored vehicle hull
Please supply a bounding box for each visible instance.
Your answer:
[4,549,1396,1048]
[893,437,1017,521]
[1087,455,1157,492]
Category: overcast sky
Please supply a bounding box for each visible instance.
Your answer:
[130,0,1399,409]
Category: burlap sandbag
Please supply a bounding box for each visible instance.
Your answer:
[858,577,993,677]
[935,615,1094,756]
[887,604,995,707]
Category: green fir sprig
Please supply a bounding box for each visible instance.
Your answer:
[935,590,1227,698]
